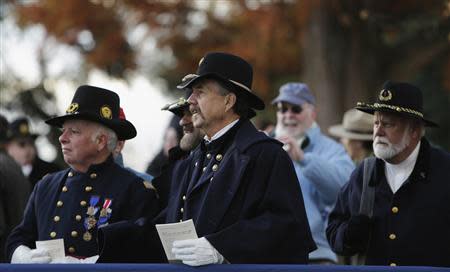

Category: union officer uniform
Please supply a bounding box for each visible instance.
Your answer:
[99,52,316,264]
[326,81,450,267]
[6,85,158,261]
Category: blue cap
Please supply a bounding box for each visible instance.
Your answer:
[271,82,316,106]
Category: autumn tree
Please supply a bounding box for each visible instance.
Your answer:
[2,0,449,148]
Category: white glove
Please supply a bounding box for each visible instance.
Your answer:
[11,245,52,264]
[172,237,224,266]
[51,255,99,264]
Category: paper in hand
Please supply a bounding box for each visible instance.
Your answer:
[36,239,65,260]
[155,219,198,261]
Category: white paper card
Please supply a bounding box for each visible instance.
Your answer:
[155,219,198,261]
[35,239,65,260]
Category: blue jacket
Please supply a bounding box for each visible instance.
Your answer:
[99,119,316,263]
[6,156,159,260]
[291,126,354,261]
[327,139,450,267]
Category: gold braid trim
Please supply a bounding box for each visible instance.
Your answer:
[356,102,423,118]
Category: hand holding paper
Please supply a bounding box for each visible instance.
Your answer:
[172,237,224,266]
[11,245,52,264]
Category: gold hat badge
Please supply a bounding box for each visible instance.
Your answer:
[19,123,29,135]
[100,105,112,119]
[66,103,79,114]
[379,89,392,102]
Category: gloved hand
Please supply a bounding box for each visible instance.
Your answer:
[11,245,52,264]
[172,237,224,266]
[344,214,373,251]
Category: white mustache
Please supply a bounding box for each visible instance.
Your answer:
[283,120,297,126]
[374,136,390,145]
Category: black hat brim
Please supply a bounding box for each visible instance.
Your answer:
[356,104,438,127]
[177,73,265,110]
[45,113,137,140]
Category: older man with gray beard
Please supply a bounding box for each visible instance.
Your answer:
[271,82,354,264]
[327,81,450,267]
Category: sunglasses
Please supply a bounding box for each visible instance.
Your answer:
[277,105,303,114]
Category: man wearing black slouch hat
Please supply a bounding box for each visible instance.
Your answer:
[327,81,450,267]
[7,85,159,263]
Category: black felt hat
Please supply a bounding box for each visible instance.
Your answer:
[356,81,438,127]
[161,90,191,117]
[45,85,137,140]
[7,117,39,140]
[176,52,265,110]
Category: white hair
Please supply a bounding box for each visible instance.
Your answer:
[90,123,118,152]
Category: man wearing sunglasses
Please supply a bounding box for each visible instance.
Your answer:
[6,117,61,188]
[272,82,354,264]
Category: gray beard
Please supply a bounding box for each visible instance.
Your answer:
[180,131,203,151]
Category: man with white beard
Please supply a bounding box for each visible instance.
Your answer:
[327,81,450,267]
[271,82,354,264]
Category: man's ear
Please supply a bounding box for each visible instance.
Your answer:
[96,134,108,151]
[225,93,236,112]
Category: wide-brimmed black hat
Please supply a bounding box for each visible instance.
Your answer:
[161,97,190,117]
[176,52,265,110]
[45,85,137,140]
[161,90,191,117]
[356,81,438,127]
[7,117,39,141]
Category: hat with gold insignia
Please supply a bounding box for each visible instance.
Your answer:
[176,52,265,110]
[356,81,438,127]
[161,97,190,117]
[45,85,137,140]
[7,117,39,141]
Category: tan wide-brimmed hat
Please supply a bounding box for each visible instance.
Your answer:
[328,109,373,141]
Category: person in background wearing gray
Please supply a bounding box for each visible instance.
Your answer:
[0,114,31,262]
[327,81,450,267]
[329,109,374,165]
[271,82,354,264]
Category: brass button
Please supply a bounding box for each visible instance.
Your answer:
[53,216,60,222]
[389,233,396,240]
[180,207,184,213]
[68,172,73,177]
[391,206,399,213]
[71,231,78,237]
[212,164,218,171]
[68,247,75,254]
[50,231,57,238]
[80,200,87,207]
[390,263,397,266]
[182,195,186,201]
[202,167,207,172]
[75,215,82,221]
[216,154,223,161]
[57,201,63,207]
[194,162,198,167]
[90,173,97,179]
[206,153,211,159]
[62,186,68,192]
[85,186,93,192]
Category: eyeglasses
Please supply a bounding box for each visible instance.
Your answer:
[277,105,303,114]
